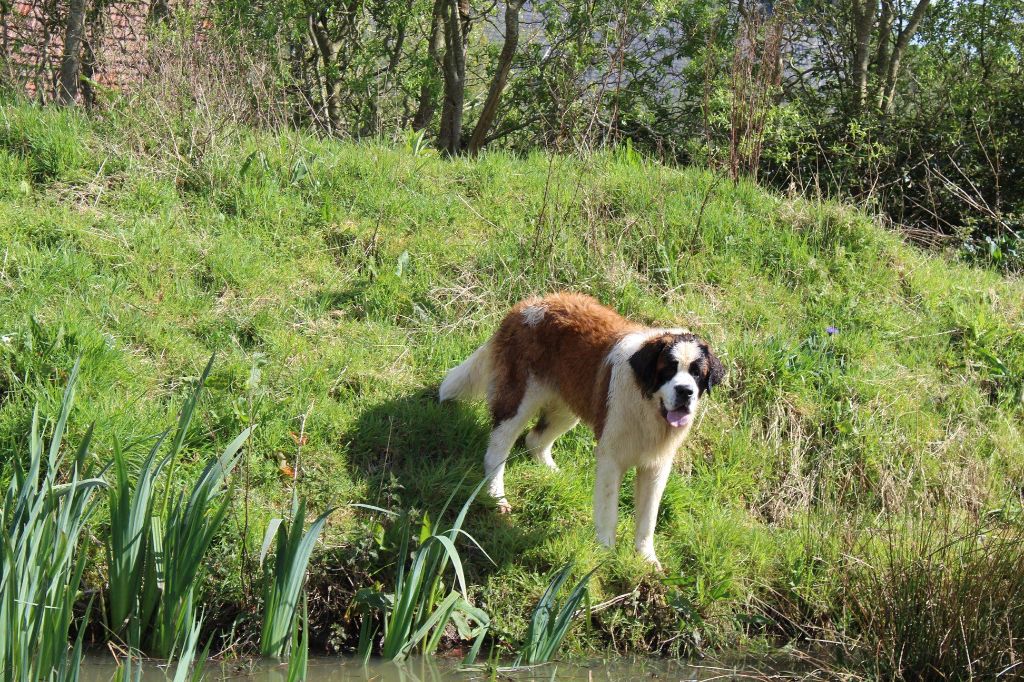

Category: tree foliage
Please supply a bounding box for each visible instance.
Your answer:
[7,0,1017,263]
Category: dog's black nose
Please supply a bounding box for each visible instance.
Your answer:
[675,385,693,403]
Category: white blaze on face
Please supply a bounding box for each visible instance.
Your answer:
[655,341,702,429]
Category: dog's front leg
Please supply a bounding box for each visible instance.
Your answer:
[593,454,624,549]
[633,460,671,570]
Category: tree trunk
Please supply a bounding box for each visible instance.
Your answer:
[851,0,875,111]
[881,0,931,112]
[309,12,341,132]
[467,0,524,156]
[309,2,361,135]
[362,8,409,137]
[872,0,894,108]
[385,10,408,84]
[148,0,170,23]
[80,34,96,107]
[437,0,469,155]
[286,32,313,128]
[56,0,88,105]
[412,0,445,131]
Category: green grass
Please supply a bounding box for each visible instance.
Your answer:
[842,516,1024,679]
[0,99,1023,663]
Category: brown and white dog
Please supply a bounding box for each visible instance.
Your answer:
[439,293,724,568]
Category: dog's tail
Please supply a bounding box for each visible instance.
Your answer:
[439,341,492,402]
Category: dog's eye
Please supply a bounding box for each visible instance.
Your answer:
[688,360,702,377]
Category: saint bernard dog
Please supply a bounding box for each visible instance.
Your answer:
[439,292,724,568]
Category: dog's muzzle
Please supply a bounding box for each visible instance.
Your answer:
[661,386,694,428]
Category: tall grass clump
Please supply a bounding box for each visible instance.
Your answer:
[259,499,331,659]
[514,562,596,666]
[354,481,491,662]
[844,516,1024,679]
[103,356,250,657]
[112,654,142,682]
[106,434,172,645]
[145,430,249,658]
[0,360,106,681]
[169,611,210,682]
[105,357,211,646]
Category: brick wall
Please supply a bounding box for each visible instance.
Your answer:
[1,1,196,102]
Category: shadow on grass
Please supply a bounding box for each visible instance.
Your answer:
[343,386,559,576]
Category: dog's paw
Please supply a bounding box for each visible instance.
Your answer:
[638,550,663,573]
[496,498,512,514]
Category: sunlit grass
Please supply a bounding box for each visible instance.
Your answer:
[842,516,1024,679]
[0,100,1022,667]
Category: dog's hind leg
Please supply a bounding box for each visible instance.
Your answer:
[485,379,546,513]
[525,402,578,471]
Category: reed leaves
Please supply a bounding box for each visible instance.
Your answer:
[355,479,491,662]
[515,562,596,666]
[259,499,331,659]
[0,359,106,682]
[102,354,248,657]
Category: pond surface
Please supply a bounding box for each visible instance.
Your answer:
[79,654,795,681]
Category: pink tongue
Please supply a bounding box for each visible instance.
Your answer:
[666,410,691,428]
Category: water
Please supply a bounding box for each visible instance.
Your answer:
[78,654,785,681]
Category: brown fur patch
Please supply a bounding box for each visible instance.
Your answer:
[488,293,640,436]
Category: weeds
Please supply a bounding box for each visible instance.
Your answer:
[844,516,1024,679]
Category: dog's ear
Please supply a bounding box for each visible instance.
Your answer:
[703,344,726,394]
[629,336,670,399]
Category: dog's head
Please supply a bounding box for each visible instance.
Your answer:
[628,332,725,429]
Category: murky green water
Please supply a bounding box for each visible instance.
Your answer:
[78,654,790,681]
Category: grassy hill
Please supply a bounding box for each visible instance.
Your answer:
[1,102,1022,669]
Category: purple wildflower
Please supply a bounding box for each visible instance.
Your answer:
[826,326,838,336]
